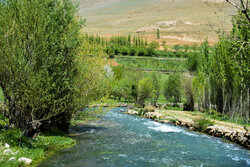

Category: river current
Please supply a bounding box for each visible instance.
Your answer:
[39,107,250,167]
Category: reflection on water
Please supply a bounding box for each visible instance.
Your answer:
[39,107,250,167]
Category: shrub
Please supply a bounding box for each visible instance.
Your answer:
[137,47,147,56]
[0,128,32,147]
[167,51,175,57]
[143,106,156,113]
[121,47,129,55]
[129,47,137,56]
[175,52,182,58]
[194,117,214,131]
[146,47,155,57]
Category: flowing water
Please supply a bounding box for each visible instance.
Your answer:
[39,108,250,167]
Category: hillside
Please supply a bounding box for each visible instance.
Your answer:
[75,0,236,45]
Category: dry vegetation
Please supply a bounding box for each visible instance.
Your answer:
[75,0,236,45]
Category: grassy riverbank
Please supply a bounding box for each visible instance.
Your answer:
[157,109,249,129]
[0,112,75,167]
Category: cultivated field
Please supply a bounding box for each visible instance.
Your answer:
[75,0,236,45]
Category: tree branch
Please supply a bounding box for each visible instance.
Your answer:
[225,0,250,23]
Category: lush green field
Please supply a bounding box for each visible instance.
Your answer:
[115,56,187,72]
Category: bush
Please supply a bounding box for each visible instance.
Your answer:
[129,47,137,56]
[143,106,156,113]
[137,47,147,56]
[146,47,155,57]
[121,47,129,55]
[175,52,182,58]
[0,128,32,147]
[167,51,175,57]
[194,117,214,131]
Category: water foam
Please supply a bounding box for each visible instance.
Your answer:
[148,121,182,133]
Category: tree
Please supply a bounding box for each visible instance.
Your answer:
[150,73,161,106]
[183,77,195,111]
[157,28,160,40]
[137,78,154,107]
[164,73,182,103]
[0,0,108,136]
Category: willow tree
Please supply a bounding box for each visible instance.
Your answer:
[0,0,109,136]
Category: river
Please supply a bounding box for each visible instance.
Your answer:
[39,107,250,167]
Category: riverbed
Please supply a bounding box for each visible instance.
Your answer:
[39,107,250,167]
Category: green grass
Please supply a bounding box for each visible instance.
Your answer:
[0,113,76,167]
[116,56,187,72]
[0,134,75,167]
[200,111,250,127]
[0,87,4,102]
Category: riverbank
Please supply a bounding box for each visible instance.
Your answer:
[127,108,250,150]
[0,130,76,167]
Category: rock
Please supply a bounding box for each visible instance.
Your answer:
[18,157,32,164]
[185,122,192,128]
[214,131,223,138]
[127,110,138,115]
[174,121,180,126]
[4,143,10,148]
[189,127,195,130]
[9,157,16,161]
[3,149,13,155]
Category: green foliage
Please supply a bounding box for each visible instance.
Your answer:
[157,28,160,39]
[137,77,154,106]
[0,87,3,102]
[187,52,202,72]
[116,57,187,72]
[129,47,137,56]
[0,0,109,136]
[0,128,32,147]
[193,10,250,122]
[183,77,195,111]
[194,117,214,131]
[150,73,161,106]
[137,47,147,56]
[149,41,160,50]
[173,44,181,52]
[164,73,182,103]
[0,131,75,167]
